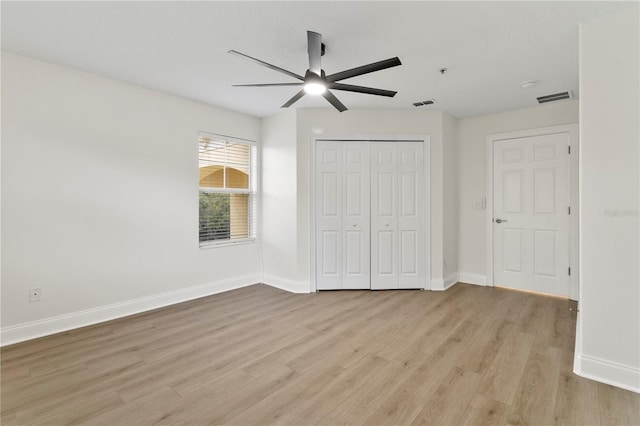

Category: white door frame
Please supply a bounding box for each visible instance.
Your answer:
[310,134,431,292]
[485,124,579,300]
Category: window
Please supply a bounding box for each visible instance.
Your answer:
[199,133,256,246]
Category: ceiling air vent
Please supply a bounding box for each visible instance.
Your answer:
[537,91,573,104]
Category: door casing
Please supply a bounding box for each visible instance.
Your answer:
[485,124,579,300]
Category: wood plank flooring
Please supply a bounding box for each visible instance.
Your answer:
[1,283,639,425]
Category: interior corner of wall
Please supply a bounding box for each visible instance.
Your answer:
[262,274,311,294]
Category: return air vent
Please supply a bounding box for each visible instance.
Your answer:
[537,91,573,104]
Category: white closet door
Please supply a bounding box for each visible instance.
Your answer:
[397,143,426,289]
[342,142,371,289]
[371,142,425,289]
[316,141,370,290]
[371,142,398,289]
[316,141,342,290]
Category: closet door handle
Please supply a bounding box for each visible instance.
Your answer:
[385,223,389,227]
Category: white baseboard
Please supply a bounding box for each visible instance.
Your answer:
[262,274,311,294]
[431,278,445,291]
[457,272,487,286]
[0,274,260,347]
[575,353,640,393]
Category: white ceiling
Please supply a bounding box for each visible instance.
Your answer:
[1,1,635,118]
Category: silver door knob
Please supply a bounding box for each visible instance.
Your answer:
[385,223,389,227]
[495,218,508,223]
[352,224,357,227]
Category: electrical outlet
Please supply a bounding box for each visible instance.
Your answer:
[29,288,42,303]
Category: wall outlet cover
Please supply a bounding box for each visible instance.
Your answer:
[29,288,42,303]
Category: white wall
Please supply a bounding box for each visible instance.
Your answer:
[576,7,639,392]
[442,113,458,288]
[296,109,446,290]
[1,52,262,344]
[456,101,579,284]
[260,109,305,291]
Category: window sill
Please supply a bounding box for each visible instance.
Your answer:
[199,238,257,249]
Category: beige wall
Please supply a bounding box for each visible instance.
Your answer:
[442,113,458,286]
[456,100,579,283]
[576,7,639,391]
[1,52,262,343]
[260,109,300,290]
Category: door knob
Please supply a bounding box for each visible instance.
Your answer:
[385,223,389,227]
[495,218,508,223]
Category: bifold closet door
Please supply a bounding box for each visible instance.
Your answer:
[371,142,426,289]
[316,141,370,290]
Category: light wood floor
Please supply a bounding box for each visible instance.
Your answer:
[1,283,638,425]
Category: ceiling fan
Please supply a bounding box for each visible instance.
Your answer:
[229,31,402,112]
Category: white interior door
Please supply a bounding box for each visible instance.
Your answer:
[371,142,397,289]
[316,141,370,290]
[342,142,371,289]
[371,142,425,290]
[397,143,426,289]
[493,133,570,296]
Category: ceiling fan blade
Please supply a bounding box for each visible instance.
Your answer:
[282,90,306,108]
[229,50,304,81]
[329,83,397,97]
[307,31,322,76]
[233,83,304,87]
[322,90,347,112]
[326,57,402,83]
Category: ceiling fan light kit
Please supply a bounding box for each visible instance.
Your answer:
[303,70,327,95]
[229,31,402,112]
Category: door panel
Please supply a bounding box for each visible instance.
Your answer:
[534,229,556,277]
[503,171,523,213]
[397,143,425,288]
[371,143,398,289]
[400,173,417,216]
[502,228,524,272]
[377,230,394,275]
[322,173,339,216]
[321,231,339,275]
[316,142,343,290]
[316,141,370,290]
[345,173,362,216]
[371,142,425,289]
[342,142,370,289]
[401,230,418,275]
[493,133,570,296]
[377,173,394,216]
[345,230,363,274]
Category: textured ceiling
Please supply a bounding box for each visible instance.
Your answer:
[1,1,635,118]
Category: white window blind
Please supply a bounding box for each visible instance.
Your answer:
[198,133,256,246]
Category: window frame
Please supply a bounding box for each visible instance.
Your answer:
[198,132,257,248]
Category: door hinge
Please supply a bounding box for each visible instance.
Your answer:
[568,206,571,215]
[568,146,571,154]
[568,267,571,276]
